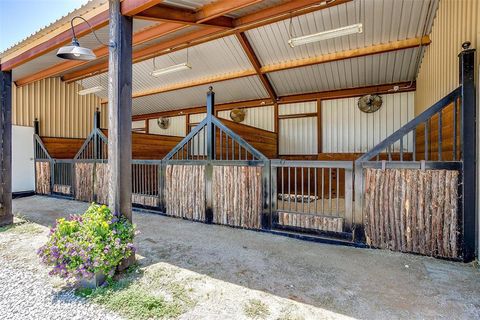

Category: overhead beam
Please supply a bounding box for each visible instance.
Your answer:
[136,4,234,28]
[131,69,256,99]
[236,32,277,101]
[260,36,432,74]
[15,22,187,86]
[60,0,351,83]
[63,27,224,82]
[99,37,426,101]
[121,0,164,16]
[131,81,416,121]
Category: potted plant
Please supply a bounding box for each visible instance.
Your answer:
[37,204,135,288]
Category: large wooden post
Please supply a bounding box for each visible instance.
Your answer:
[0,71,13,227]
[108,0,133,222]
[459,42,477,261]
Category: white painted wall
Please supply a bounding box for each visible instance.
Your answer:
[132,120,146,131]
[217,105,275,132]
[12,125,35,193]
[322,92,415,153]
[148,115,186,137]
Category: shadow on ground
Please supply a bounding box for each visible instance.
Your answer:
[13,195,480,319]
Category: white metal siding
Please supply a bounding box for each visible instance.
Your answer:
[189,113,206,124]
[279,101,317,115]
[148,115,186,137]
[279,117,318,155]
[132,120,145,130]
[322,92,414,153]
[217,105,275,132]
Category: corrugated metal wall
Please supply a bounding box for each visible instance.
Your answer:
[217,105,274,131]
[278,101,318,155]
[12,77,104,138]
[148,115,186,137]
[322,92,414,153]
[415,0,480,114]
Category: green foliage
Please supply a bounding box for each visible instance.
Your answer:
[37,204,135,282]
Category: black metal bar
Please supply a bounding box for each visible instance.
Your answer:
[424,121,429,161]
[438,111,442,161]
[458,43,476,262]
[34,118,40,135]
[453,99,458,160]
[206,88,215,160]
[413,128,416,161]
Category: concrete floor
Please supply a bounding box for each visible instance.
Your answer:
[12,195,480,319]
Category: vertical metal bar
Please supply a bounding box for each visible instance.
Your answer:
[329,168,332,215]
[301,167,304,213]
[438,111,443,160]
[288,166,291,211]
[413,127,416,161]
[307,167,311,214]
[321,168,325,215]
[399,138,404,161]
[294,167,297,212]
[424,120,429,160]
[387,145,392,161]
[281,166,284,211]
[314,168,317,214]
[219,129,223,160]
[335,168,339,215]
[344,169,353,231]
[453,98,458,160]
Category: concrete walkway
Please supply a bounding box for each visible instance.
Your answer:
[13,196,480,319]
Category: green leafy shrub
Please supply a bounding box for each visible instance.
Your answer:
[38,204,135,282]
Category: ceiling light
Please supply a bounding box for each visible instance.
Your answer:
[57,16,114,61]
[150,62,192,77]
[78,86,103,95]
[288,23,363,48]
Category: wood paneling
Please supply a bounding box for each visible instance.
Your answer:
[35,162,50,194]
[212,165,262,229]
[363,168,460,259]
[165,165,205,221]
[41,137,84,159]
[102,129,182,159]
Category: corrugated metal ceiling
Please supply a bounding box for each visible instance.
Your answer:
[245,0,438,65]
[11,0,440,116]
[131,76,269,115]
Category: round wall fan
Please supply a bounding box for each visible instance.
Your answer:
[358,94,383,113]
[230,108,246,123]
[157,117,170,129]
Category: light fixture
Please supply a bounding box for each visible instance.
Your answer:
[288,23,363,48]
[150,46,191,77]
[78,75,104,96]
[57,16,114,61]
[150,62,192,77]
[78,86,103,95]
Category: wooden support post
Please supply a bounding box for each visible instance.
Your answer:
[205,88,215,223]
[458,42,476,261]
[108,0,133,224]
[0,71,13,226]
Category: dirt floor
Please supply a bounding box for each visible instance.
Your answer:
[10,195,480,319]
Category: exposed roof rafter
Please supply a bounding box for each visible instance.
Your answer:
[235,32,277,101]
[49,0,353,84]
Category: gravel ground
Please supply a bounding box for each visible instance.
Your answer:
[0,221,122,320]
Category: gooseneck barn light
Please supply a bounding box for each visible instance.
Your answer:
[57,16,114,61]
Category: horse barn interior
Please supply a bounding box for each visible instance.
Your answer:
[0,0,479,262]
